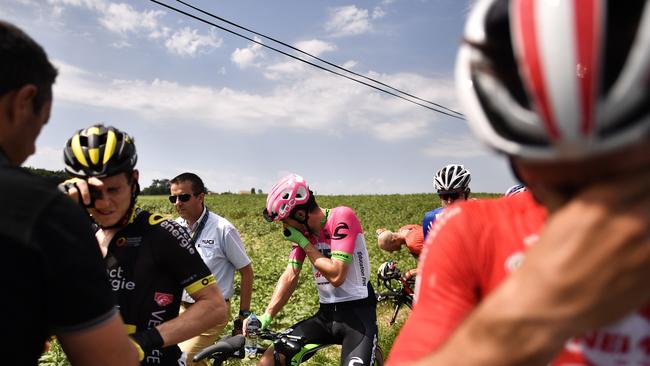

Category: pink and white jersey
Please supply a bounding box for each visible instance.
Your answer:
[288,206,370,304]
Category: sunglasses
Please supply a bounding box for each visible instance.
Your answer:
[168,193,194,204]
[262,208,277,222]
[438,192,462,201]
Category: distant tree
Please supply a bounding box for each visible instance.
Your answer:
[251,187,256,194]
[141,179,171,195]
[24,167,69,187]
[257,189,263,194]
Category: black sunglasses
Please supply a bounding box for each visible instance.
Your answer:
[438,192,461,201]
[168,193,194,204]
[262,208,277,222]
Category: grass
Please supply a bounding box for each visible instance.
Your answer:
[40,192,501,365]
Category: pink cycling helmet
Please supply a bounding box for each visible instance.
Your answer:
[263,174,311,222]
[456,0,650,161]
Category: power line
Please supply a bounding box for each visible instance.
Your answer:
[148,0,465,120]
[174,0,464,118]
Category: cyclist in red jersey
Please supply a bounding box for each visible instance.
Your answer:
[377,225,423,280]
[388,0,650,365]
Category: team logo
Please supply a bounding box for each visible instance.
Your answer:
[348,356,364,366]
[505,252,525,273]
[332,222,349,240]
[116,237,127,247]
[154,292,174,307]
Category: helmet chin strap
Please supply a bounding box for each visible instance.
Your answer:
[96,181,140,230]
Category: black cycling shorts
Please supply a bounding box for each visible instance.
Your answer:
[288,284,378,366]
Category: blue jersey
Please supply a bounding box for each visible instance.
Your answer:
[422,207,444,239]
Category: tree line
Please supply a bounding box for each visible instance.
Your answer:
[24,167,262,195]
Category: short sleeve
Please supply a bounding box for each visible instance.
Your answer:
[223,226,251,269]
[328,207,362,263]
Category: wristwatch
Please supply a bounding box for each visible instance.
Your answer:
[239,309,251,318]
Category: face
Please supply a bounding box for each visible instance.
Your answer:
[170,180,204,222]
[513,137,650,212]
[89,171,137,227]
[438,191,467,207]
[0,86,51,166]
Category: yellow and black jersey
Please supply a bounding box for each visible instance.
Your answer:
[105,208,214,365]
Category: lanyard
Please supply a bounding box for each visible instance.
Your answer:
[190,207,210,246]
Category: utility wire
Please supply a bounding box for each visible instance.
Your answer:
[149,0,464,119]
[174,0,464,118]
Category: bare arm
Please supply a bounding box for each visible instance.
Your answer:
[302,243,349,287]
[156,284,227,347]
[238,263,254,313]
[265,264,301,317]
[58,312,139,366]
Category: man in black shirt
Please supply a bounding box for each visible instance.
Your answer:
[0,20,138,365]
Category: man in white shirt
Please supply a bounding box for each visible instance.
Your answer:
[169,172,254,366]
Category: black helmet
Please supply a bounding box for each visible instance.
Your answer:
[64,124,137,178]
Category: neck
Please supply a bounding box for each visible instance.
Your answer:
[187,206,204,227]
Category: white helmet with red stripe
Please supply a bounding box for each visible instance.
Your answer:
[456,0,650,161]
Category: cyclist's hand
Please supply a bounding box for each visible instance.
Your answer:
[130,328,164,362]
[58,177,103,207]
[283,226,310,249]
[243,313,273,336]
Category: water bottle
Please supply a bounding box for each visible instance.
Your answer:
[244,313,261,359]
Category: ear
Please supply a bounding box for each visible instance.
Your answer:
[132,169,140,183]
[13,85,38,122]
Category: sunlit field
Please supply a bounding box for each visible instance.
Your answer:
[41,192,501,365]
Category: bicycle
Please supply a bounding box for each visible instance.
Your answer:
[376,261,414,325]
[193,328,384,366]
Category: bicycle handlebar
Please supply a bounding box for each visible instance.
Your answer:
[192,334,245,362]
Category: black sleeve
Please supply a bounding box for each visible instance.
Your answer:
[36,195,117,333]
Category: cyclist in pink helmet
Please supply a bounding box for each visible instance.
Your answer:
[252,174,379,366]
[389,0,650,365]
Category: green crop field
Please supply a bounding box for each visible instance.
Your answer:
[40,192,501,366]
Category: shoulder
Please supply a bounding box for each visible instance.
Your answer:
[135,210,196,253]
[329,206,358,220]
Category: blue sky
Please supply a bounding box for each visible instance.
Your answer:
[3,0,516,194]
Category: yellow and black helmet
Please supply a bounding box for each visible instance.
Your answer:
[63,124,137,178]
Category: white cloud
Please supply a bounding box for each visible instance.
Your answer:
[372,7,386,19]
[294,39,336,57]
[52,59,459,142]
[231,38,265,69]
[97,3,164,36]
[325,5,373,37]
[24,146,64,172]
[165,27,222,57]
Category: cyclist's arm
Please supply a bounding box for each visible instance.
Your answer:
[265,263,301,317]
[157,283,226,347]
[58,312,139,366]
[303,244,349,287]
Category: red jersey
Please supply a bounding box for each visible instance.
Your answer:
[399,224,424,259]
[388,191,650,365]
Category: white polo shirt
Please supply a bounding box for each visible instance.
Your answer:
[176,207,251,301]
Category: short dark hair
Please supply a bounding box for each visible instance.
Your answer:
[0,21,58,113]
[171,172,206,195]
